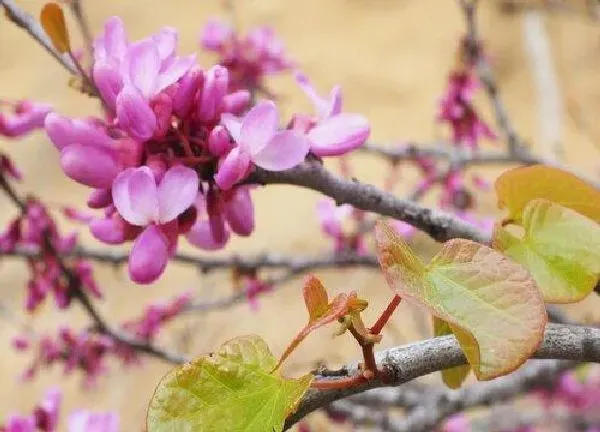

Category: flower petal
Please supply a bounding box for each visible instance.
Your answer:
[90,217,126,245]
[241,100,278,154]
[186,219,230,250]
[128,225,169,284]
[92,61,123,112]
[215,146,251,190]
[116,86,157,142]
[156,53,197,93]
[307,113,370,156]
[96,16,127,62]
[220,113,242,143]
[121,39,160,98]
[112,167,159,226]
[157,165,199,223]
[45,114,113,151]
[251,130,309,171]
[60,144,119,189]
[152,27,178,62]
[224,187,255,236]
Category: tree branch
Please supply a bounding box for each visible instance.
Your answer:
[250,161,490,244]
[284,323,600,428]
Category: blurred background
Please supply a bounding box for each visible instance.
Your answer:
[1,0,600,430]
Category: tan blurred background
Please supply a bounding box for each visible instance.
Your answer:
[1,0,600,430]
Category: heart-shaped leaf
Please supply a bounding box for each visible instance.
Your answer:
[274,276,366,370]
[433,317,471,388]
[147,335,312,432]
[376,222,546,380]
[40,3,71,53]
[495,165,600,223]
[494,199,600,303]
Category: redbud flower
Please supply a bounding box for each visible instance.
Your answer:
[199,19,294,92]
[217,100,310,189]
[437,71,495,149]
[93,16,195,125]
[186,186,255,250]
[112,165,198,283]
[0,100,51,138]
[45,114,142,189]
[316,199,367,255]
[295,72,370,156]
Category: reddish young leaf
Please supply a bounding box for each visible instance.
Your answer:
[303,276,329,321]
[40,3,71,54]
[274,276,363,370]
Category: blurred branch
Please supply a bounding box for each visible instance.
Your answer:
[0,0,77,74]
[460,0,525,156]
[0,174,187,365]
[67,0,94,59]
[284,323,600,428]
[327,360,571,431]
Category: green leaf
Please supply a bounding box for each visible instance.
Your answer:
[147,335,313,432]
[274,276,367,370]
[376,221,546,380]
[433,317,471,388]
[494,199,600,303]
[495,165,600,223]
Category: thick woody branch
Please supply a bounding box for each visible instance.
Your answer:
[0,0,77,74]
[251,161,490,244]
[284,323,600,428]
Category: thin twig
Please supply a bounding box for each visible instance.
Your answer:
[0,0,77,75]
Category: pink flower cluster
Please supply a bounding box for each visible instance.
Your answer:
[537,368,600,411]
[200,18,293,93]
[44,17,370,285]
[0,388,118,432]
[0,100,51,138]
[0,199,101,311]
[121,291,191,340]
[13,292,191,385]
[437,57,495,150]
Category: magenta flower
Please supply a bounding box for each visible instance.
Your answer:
[316,199,367,255]
[0,100,51,138]
[45,114,142,189]
[112,165,198,284]
[295,72,370,156]
[93,16,195,141]
[437,71,495,149]
[3,416,35,432]
[199,19,293,92]
[216,100,310,189]
[67,411,119,432]
[186,186,255,250]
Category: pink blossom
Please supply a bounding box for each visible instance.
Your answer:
[186,186,255,250]
[442,413,470,432]
[123,291,192,340]
[316,199,367,255]
[0,100,51,138]
[93,16,195,127]
[199,19,293,92]
[295,72,370,156]
[216,101,310,189]
[67,411,119,432]
[437,71,495,149]
[245,278,273,311]
[112,165,198,283]
[45,114,142,189]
